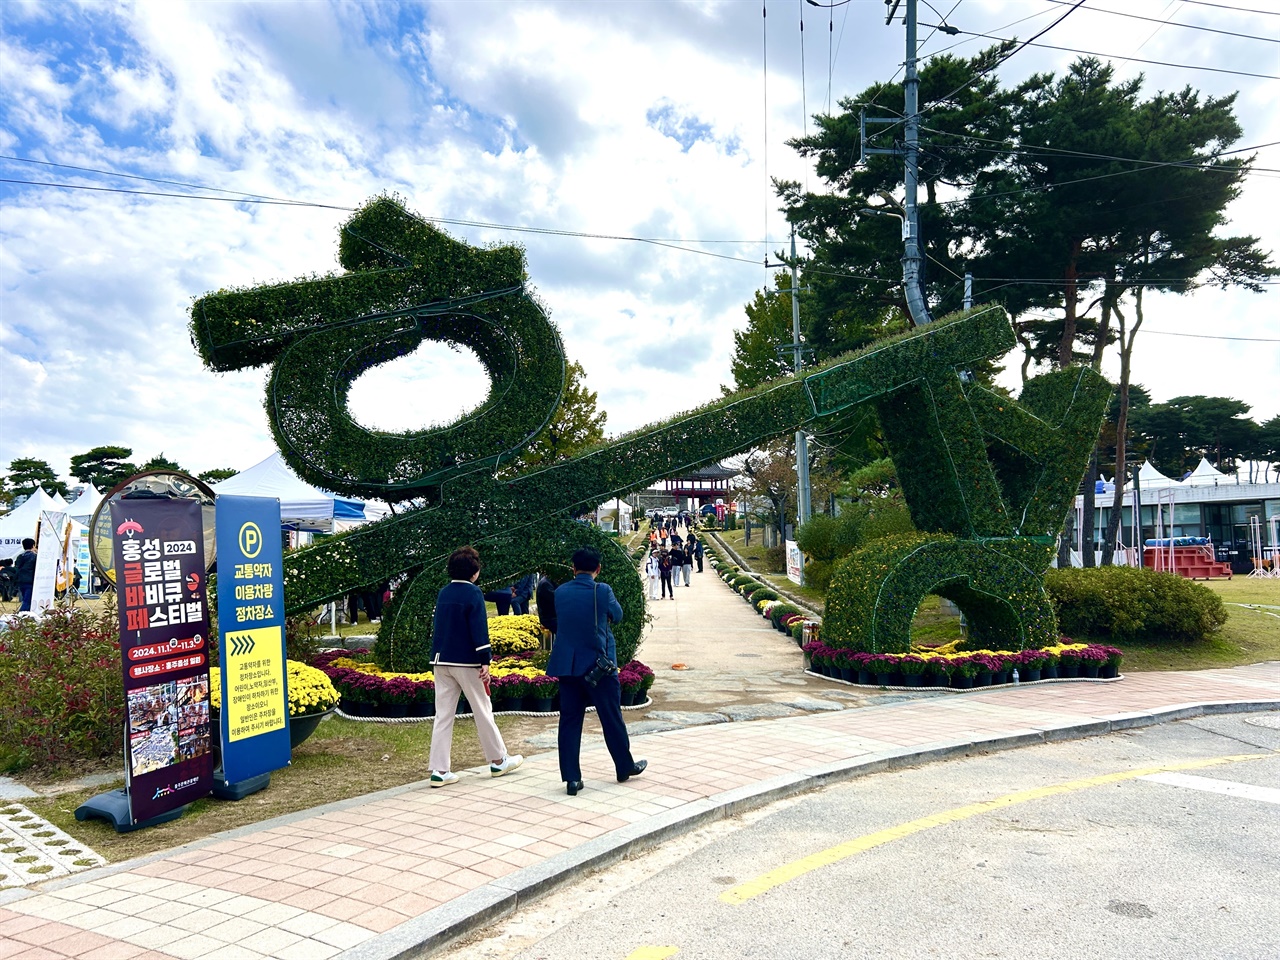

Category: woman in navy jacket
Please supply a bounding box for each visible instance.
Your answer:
[545,547,646,795]
[427,546,523,787]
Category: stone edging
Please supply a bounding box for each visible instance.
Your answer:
[333,698,654,723]
[339,696,1280,960]
[802,669,1125,692]
[706,531,822,618]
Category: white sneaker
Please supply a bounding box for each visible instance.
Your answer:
[430,771,459,787]
[491,754,524,778]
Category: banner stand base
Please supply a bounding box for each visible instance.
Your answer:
[74,789,187,833]
[212,771,271,801]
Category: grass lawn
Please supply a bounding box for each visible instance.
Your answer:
[22,711,551,864]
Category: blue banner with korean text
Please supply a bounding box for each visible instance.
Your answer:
[215,495,290,783]
[109,498,213,824]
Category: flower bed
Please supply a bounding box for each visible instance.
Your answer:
[801,639,1123,688]
[210,661,339,716]
[312,649,655,718]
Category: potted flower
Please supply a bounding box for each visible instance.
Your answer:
[897,654,928,687]
[1041,648,1060,680]
[489,674,513,714]
[1077,645,1109,678]
[1019,649,1046,683]
[619,667,643,706]
[344,670,382,716]
[926,657,952,687]
[1057,647,1083,679]
[852,652,874,686]
[869,654,899,687]
[503,673,531,710]
[529,674,558,712]
[952,656,980,689]
[380,676,416,718]
[1100,645,1123,679]
[412,679,435,717]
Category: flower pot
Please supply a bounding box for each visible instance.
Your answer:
[992,670,1009,685]
[532,697,555,713]
[874,672,897,687]
[410,700,435,717]
[1042,665,1059,680]
[930,673,950,688]
[289,707,335,748]
[381,702,409,719]
[857,670,874,685]
[1100,664,1119,679]
[343,699,372,716]
[621,688,640,706]
[491,697,512,714]
[977,671,993,687]
[458,697,472,715]
[839,667,856,683]
[1059,663,1080,679]
[902,674,925,687]
[954,675,975,689]
[1024,668,1042,683]
[1081,663,1101,679]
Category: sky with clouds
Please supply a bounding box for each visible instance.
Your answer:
[2,0,1277,486]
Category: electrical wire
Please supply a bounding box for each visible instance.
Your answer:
[1176,0,1280,15]
[1040,0,1278,42]
[1138,330,1280,342]
[763,0,772,264]
[948,27,1280,80]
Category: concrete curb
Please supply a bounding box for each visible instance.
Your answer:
[340,696,1280,959]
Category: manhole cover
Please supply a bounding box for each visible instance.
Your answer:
[1106,901,1155,919]
[735,653,762,658]
[1244,714,1280,730]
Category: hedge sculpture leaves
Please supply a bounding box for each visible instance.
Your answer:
[190,195,1109,670]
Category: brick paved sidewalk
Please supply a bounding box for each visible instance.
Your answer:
[1,658,1277,960]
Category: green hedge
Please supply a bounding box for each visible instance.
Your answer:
[747,587,779,605]
[823,533,1058,653]
[1045,566,1228,642]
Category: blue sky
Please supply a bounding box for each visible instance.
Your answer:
[2,0,1277,482]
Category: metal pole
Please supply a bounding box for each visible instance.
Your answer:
[790,226,812,529]
[902,0,933,327]
[963,272,973,310]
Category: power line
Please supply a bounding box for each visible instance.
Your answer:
[948,28,1280,80]
[1041,0,1279,42]
[1140,330,1280,343]
[1177,0,1280,15]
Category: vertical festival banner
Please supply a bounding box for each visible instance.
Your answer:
[215,496,290,783]
[109,498,213,823]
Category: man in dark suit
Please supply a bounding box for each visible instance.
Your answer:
[545,547,646,796]
[14,538,37,612]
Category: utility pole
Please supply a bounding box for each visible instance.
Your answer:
[900,0,932,327]
[788,225,812,532]
[963,272,973,311]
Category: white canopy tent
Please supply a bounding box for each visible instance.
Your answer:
[0,489,67,560]
[1183,456,1228,487]
[1136,461,1177,489]
[63,484,103,524]
[211,452,384,531]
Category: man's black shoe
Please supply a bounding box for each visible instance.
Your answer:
[566,780,584,796]
[618,759,648,783]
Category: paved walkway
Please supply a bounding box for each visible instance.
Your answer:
[2,563,1278,960]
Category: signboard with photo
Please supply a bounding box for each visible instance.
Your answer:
[786,539,804,585]
[109,498,213,823]
[216,495,290,783]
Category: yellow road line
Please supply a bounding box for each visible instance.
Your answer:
[626,948,679,960]
[720,752,1271,905]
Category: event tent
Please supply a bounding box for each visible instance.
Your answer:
[211,452,382,530]
[1136,461,1177,489]
[1183,456,1229,487]
[0,488,67,560]
[63,484,103,524]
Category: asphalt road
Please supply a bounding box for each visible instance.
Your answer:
[447,713,1280,960]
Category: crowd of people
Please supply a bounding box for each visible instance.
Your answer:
[643,514,704,600]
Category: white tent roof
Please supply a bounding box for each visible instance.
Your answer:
[0,489,66,559]
[1136,461,1177,488]
[64,484,103,523]
[1183,456,1228,486]
[211,452,369,528]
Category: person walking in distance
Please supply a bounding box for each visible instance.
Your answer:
[658,547,675,599]
[545,547,645,796]
[428,546,523,787]
[680,538,694,586]
[644,548,661,600]
[668,541,686,591]
[690,535,704,573]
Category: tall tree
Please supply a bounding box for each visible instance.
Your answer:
[6,458,68,499]
[69,446,137,489]
[141,453,186,474]
[507,360,607,473]
[729,272,812,391]
[198,467,238,483]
